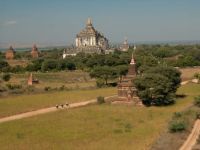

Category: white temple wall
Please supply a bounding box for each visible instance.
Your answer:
[90,37,93,46]
[75,38,79,47]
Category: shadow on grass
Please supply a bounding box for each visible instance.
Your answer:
[176,94,187,99]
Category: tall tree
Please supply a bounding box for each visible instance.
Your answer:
[134,73,175,106]
[90,66,117,85]
[145,66,181,92]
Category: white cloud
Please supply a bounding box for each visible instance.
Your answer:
[4,20,17,26]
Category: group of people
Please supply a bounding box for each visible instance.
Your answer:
[56,102,70,109]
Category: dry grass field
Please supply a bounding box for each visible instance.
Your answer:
[6,59,29,67]
[0,87,116,118]
[7,70,96,90]
[0,83,199,150]
[179,67,200,81]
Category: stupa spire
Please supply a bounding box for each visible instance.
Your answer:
[9,45,14,50]
[86,18,92,26]
[130,52,135,65]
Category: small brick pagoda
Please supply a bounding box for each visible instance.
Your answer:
[5,46,15,60]
[31,44,39,58]
[117,53,141,104]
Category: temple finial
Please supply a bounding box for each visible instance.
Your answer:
[130,52,135,65]
[87,18,92,26]
[33,44,37,48]
[132,52,134,60]
[9,45,13,50]
[124,37,128,44]
[133,44,137,51]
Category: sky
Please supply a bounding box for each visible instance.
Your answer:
[0,0,200,48]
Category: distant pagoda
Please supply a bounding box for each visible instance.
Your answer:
[31,44,39,58]
[5,45,15,60]
[120,38,129,51]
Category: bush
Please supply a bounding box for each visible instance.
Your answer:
[26,86,35,92]
[59,85,65,91]
[194,96,200,107]
[97,96,105,104]
[196,112,200,119]
[0,86,7,92]
[2,73,11,81]
[173,112,182,118]
[44,86,51,91]
[9,89,24,94]
[0,60,9,71]
[41,60,58,72]
[66,62,76,70]
[96,79,105,88]
[169,120,186,133]
[6,84,22,90]
[168,112,187,133]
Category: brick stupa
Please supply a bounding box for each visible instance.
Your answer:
[117,53,141,104]
[5,46,15,60]
[31,44,39,58]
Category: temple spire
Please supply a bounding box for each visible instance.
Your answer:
[33,44,37,49]
[9,45,14,50]
[86,18,92,26]
[124,37,128,44]
[134,44,137,51]
[130,52,135,65]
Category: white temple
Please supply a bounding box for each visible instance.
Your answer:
[75,18,109,53]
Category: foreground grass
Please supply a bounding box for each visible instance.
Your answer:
[0,83,199,150]
[151,105,200,150]
[0,87,116,118]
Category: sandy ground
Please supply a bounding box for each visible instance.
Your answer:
[179,119,200,150]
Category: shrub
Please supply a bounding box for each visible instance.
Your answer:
[196,112,200,119]
[44,86,51,91]
[41,60,58,72]
[96,79,105,88]
[6,84,22,90]
[0,60,9,71]
[59,85,65,91]
[0,86,7,92]
[168,111,187,133]
[194,73,200,79]
[26,86,35,92]
[9,89,24,94]
[194,96,200,107]
[173,112,182,118]
[169,120,186,133]
[66,62,76,70]
[97,96,105,104]
[2,73,11,82]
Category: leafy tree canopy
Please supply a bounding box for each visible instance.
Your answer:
[134,73,175,106]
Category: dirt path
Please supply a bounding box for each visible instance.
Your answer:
[179,119,200,150]
[0,95,116,124]
[181,81,190,85]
